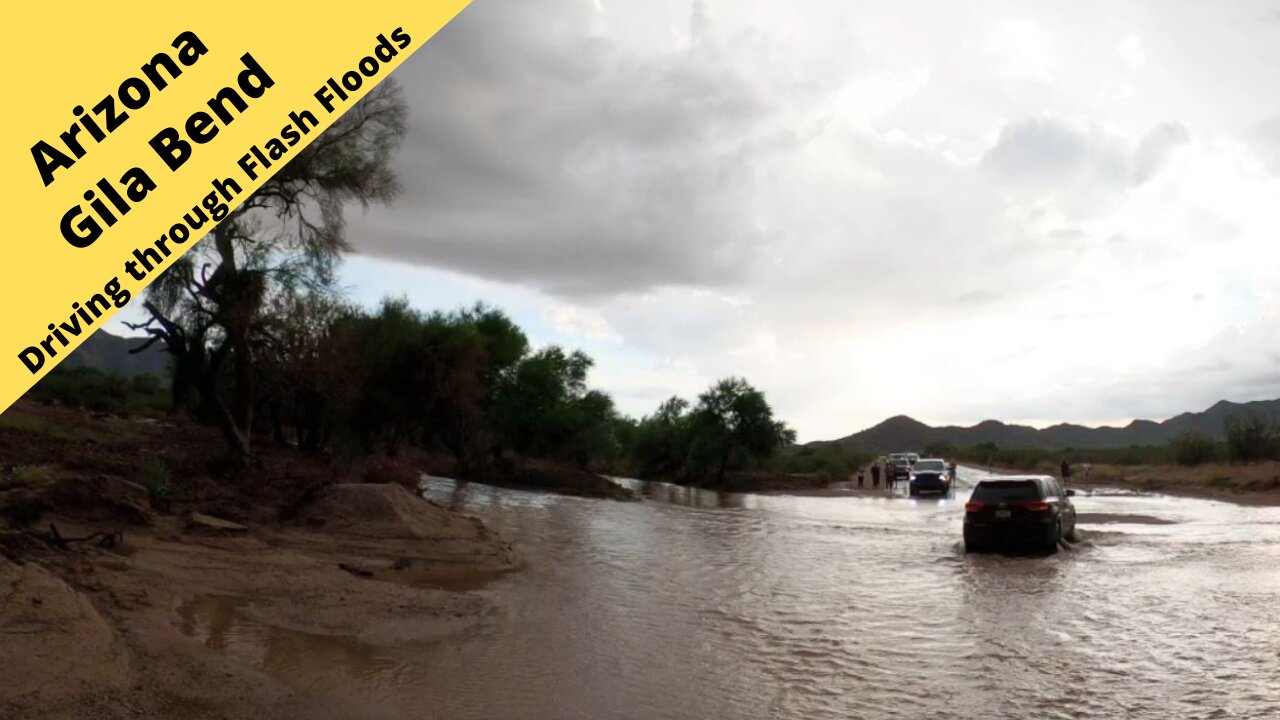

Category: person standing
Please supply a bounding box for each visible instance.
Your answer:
[871,462,881,489]
[1060,459,1071,483]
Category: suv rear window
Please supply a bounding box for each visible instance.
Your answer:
[971,480,1042,502]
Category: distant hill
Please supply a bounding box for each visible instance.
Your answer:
[825,399,1280,451]
[59,330,169,378]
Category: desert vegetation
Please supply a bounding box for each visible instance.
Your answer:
[932,410,1280,472]
[16,80,795,496]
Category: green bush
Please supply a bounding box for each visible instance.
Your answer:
[1224,412,1278,462]
[769,443,874,476]
[137,459,174,512]
[1169,431,1223,466]
[26,366,168,414]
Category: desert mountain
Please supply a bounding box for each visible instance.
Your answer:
[59,330,168,378]
[826,399,1280,451]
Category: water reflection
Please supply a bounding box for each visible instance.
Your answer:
[175,595,408,686]
[623,479,752,509]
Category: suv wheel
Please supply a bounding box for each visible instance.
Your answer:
[1044,520,1061,555]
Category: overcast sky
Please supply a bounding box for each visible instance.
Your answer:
[331,0,1280,441]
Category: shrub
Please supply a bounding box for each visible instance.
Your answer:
[1224,412,1277,463]
[137,460,173,512]
[26,366,168,414]
[1169,432,1222,466]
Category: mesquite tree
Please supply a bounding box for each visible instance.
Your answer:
[130,81,407,466]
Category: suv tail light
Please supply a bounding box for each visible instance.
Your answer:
[964,501,984,512]
[1022,500,1050,512]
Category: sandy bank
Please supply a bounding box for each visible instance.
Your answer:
[0,482,517,720]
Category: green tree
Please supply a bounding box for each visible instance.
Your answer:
[1168,431,1221,466]
[491,347,594,460]
[560,390,623,470]
[434,304,529,473]
[688,377,796,483]
[631,397,693,477]
[1224,412,1276,462]
[417,305,527,474]
[257,289,356,451]
[338,298,433,456]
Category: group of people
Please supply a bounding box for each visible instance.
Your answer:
[849,457,1087,490]
[854,457,957,490]
[857,461,887,489]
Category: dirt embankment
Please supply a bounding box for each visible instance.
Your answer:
[982,460,1280,505]
[0,485,518,720]
[0,401,520,719]
[1070,462,1280,504]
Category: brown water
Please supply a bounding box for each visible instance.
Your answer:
[180,468,1280,719]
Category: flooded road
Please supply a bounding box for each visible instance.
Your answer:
[185,468,1280,719]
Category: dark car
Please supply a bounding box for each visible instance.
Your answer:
[908,458,951,496]
[963,476,1077,554]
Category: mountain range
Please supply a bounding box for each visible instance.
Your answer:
[60,330,168,378]
[57,331,1280,452]
[825,399,1280,451]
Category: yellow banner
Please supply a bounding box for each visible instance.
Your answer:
[0,2,471,412]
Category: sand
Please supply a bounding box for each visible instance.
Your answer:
[0,483,518,720]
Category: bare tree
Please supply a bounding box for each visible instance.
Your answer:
[130,81,407,467]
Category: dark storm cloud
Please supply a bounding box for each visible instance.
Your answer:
[349,0,774,296]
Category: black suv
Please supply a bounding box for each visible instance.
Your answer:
[963,476,1077,554]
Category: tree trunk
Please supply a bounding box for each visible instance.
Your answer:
[201,341,251,468]
[230,330,254,455]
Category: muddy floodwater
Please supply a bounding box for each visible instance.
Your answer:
[180,468,1280,719]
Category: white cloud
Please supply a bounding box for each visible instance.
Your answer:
[548,305,623,343]
[1117,34,1146,69]
[340,0,1280,439]
[1131,122,1189,185]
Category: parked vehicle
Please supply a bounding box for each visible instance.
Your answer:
[963,476,1077,554]
[908,458,951,496]
[887,453,913,482]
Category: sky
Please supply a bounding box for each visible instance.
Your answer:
[120,0,1280,441]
